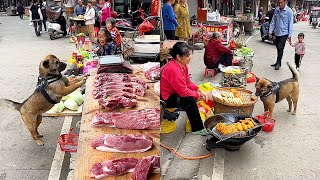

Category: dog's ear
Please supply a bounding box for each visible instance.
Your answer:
[255,76,260,82]
[42,60,50,69]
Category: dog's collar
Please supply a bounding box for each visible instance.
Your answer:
[36,74,62,104]
[262,81,280,103]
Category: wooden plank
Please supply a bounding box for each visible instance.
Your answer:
[43,105,83,117]
[73,66,160,180]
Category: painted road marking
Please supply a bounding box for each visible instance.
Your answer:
[48,116,73,180]
[211,31,259,180]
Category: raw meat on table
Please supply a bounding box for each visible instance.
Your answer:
[90,158,139,179]
[91,134,153,153]
[98,93,138,109]
[92,108,160,129]
[132,155,160,180]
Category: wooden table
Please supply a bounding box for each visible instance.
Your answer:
[73,67,160,180]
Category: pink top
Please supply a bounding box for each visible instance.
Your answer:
[160,59,199,100]
[291,42,305,55]
[100,2,111,25]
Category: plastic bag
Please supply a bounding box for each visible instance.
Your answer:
[64,99,79,111]
[197,101,214,122]
[138,20,155,35]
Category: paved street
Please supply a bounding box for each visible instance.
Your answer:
[0,16,76,180]
[161,21,320,180]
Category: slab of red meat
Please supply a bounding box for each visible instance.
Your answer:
[91,108,160,129]
[132,155,160,180]
[91,134,153,153]
[90,158,139,179]
[98,93,138,110]
[144,64,160,80]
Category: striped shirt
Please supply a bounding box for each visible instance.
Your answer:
[110,27,121,46]
[291,42,305,55]
[269,5,294,37]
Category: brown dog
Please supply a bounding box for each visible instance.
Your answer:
[0,54,87,146]
[255,62,299,117]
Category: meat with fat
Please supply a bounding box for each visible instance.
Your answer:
[91,108,160,129]
[91,134,153,153]
[90,158,139,179]
[132,155,160,180]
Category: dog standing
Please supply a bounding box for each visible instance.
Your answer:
[255,62,299,117]
[0,54,87,146]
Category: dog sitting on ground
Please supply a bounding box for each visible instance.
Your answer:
[255,62,299,117]
[0,54,87,146]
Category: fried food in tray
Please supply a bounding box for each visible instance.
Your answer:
[220,89,244,105]
[215,118,257,135]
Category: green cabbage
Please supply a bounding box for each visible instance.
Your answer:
[52,101,65,113]
[67,90,84,106]
[64,99,79,111]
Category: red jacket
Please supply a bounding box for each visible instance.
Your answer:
[204,39,233,68]
[160,60,199,100]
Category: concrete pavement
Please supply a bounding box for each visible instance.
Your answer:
[0,16,77,180]
[160,21,320,180]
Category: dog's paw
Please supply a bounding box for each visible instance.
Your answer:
[287,109,291,112]
[292,112,296,115]
[36,140,44,146]
[38,134,44,138]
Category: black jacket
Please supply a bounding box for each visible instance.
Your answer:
[266,8,275,23]
[30,4,40,20]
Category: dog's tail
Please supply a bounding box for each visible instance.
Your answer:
[287,62,299,82]
[0,99,22,111]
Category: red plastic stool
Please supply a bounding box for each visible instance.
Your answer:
[94,27,99,38]
[204,68,215,78]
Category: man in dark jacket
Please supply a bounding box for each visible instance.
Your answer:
[17,2,24,19]
[204,32,233,70]
[29,0,43,36]
[266,3,276,23]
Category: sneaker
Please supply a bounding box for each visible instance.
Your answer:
[40,31,43,34]
[296,67,299,71]
[192,129,209,136]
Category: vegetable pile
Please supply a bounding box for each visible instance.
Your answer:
[236,47,253,56]
[52,90,84,113]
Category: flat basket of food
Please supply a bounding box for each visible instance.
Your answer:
[212,87,257,116]
[204,113,262,144]
[220,66,247,88]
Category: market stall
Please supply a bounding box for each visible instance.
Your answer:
[202,21,233,45]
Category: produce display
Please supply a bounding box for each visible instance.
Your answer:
[51,90,84,112]
[236,46,254,56]
[215,118,257,135]
[221,89,244,104]
[220,73,246,88]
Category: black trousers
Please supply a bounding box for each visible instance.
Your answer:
[275,35,288,66]
[18,12,23,19]
[57,16,67,36]
[33,20,42,36]
[205,54,233,69]
[294,53,302,68]
[42,19,47,31]
[164,30,175,40]
[161,94,204,132]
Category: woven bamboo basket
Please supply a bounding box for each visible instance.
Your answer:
[213,87,257,116]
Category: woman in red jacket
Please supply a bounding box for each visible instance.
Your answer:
[204,32,233,70]
[161,42,209,135]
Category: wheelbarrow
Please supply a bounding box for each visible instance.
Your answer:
[204,113,262,151]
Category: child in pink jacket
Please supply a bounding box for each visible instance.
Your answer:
[290,33,305,71]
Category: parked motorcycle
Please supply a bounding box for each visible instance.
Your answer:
[260,17,275,44]
[46,0,67,40]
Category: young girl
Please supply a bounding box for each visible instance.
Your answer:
[94,28,121,56]
[106,17,122,47]
[289,33,305,70]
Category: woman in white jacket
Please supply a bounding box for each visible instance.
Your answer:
[84,0,95,41]
[29,0,43,36]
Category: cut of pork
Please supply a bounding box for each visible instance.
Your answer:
[92,108,160,129]
[132,155,160,180]
[91,134,153,153]
[98,93,138,109]
[90,158,139,179]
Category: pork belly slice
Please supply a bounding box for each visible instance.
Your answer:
[90,158,139,179]
[91,134,153,153]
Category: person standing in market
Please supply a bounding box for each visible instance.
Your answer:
[92,0,100,29]
[84,0,95,41]
[99,0,111,27]
[17,2,25,20]
[257,7,263,24]
[29,0,43,36]
[174,0,191,41]
[269,0,293,70]
[204,32,233,71]
[162,0,179,40]
[74,0,86,17]
[161,42,209,135]
[39,0,47,32]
